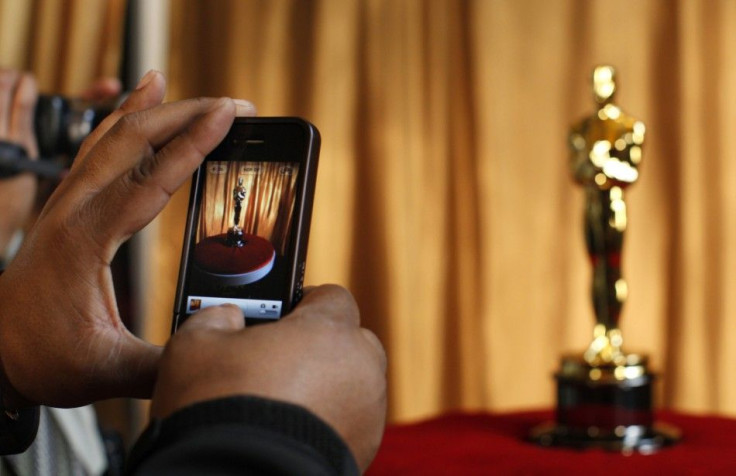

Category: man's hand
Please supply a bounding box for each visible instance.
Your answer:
[0,70,39,256]
[0,70,255,408]
[152,285,387,471]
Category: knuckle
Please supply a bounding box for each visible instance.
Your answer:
[128,156,155,189]
[106,113,160,191]
[293,284,361,328]
[320,284,359,311]
[114,108,155,144]
[116,111,144,133]
[125,151,172,200]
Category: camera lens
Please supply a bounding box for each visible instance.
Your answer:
[34,95,116,159]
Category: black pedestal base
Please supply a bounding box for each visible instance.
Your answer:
[529,354,680,453]
[529,421,680,454]
[227,228,246,247]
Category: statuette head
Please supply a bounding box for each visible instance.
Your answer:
[593,65,616,105]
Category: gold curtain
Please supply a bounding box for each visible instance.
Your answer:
[2,0,735,427]
[156,0,735,423]
[0,0,125,93]
[198,161,298,254]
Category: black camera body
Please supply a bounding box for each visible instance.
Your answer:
[0,95,115,179]
[34,95,115,158]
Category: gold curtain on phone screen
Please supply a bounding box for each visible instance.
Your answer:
[198,161,299,256]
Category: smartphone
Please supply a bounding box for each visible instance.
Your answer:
[172,117,320,331]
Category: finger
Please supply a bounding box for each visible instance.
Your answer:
[0,69,20,136]
[79,77,122,102]
[234,98,257,117]
[41,72,166,211]
[288,284,361,327]
[83,97,236,252]
[8,73,39,158]
[71,94,251,191]
[177,304,246,334]
[72,70,165,170]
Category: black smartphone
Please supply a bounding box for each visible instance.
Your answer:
[172,117,320,331]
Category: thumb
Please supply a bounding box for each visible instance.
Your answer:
[106,304,244,402]
[178,304,246,334]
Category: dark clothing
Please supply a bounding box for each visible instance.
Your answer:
[126,396,359,475]
[0,406,39,456]
[1,396,359,475]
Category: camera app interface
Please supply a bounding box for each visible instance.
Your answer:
[185,159,300,320]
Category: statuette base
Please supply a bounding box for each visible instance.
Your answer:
[529,355,680,453]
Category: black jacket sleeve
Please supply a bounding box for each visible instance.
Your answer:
[0,269,41,456]
[0,406,39,455]
[126,396,360,475]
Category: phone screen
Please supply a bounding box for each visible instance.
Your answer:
[173,118,319,330]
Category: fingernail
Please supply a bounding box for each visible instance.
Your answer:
[135,69,159,90]
[233,99,257,116]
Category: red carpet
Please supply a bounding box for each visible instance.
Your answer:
[367,410,736,475]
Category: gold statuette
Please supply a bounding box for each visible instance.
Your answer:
[530,66,679,453]
[570,65,644,366]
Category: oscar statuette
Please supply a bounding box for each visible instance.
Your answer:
[227,177,247,247]
[529,66,679,453]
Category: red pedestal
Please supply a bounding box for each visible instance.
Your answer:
[194,233,275,275]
